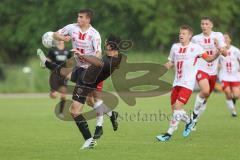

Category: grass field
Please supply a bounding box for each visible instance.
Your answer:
[0,93,239,160]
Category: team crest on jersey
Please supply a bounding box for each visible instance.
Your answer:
[197,73,202,79]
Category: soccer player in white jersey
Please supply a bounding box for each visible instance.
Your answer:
[50,9,118,148]
[219,33,240,117]
[189,17,227,130]
[156,25,223,142]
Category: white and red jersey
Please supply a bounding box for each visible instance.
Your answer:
[219,45,240,82]
[168,42,204,90]
[191,31,226,75]
[57,23,101,68]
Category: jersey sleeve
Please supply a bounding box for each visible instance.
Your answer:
[57,24,73,36]
[92,31,102,53]
[216,32,226,48]
[168,44,175,62]
[234,47,240,61]
[191,36,197,44]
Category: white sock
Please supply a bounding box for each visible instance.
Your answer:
[226,100,236,115]
[93,100,104,127]
[37,49,47,63]
[193,94,205,115]
[96,115,104,127]
[181,110,190,124]
[197,103,207,120]
[106,111,112,117]
[93,99,113,117]
[167,110,184,135]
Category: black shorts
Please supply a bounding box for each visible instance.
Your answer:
[72,85,95,104]
[71,67,98,104]
[70,67,85,83]
[49,71,68,92]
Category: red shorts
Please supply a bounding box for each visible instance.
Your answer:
[96,81,104,91]
[171,86,192,105]
[196,70,217,93]
[221,81,240,90]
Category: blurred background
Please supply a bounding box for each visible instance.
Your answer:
[0,0,240,93]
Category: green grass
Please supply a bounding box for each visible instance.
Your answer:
[0,93,239,160]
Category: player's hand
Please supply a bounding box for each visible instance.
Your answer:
[220,48,228,57]
[71,48,84,57]
[63,36,71,42]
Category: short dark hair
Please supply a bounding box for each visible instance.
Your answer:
[79,9,94,20]
[180,25,193,35]
[106,34,121,51]
[201,16,214,23]
[224,32,232,40]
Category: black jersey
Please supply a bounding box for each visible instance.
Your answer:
[72,54,122,104]
[47,48,71,65]
[82,54,122,87]
[74,54,122,89]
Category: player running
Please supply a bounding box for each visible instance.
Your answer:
[218,33,240,117]
[52,9,118,139]
[156,25,224,142]
[189,17,227,131]
[37,34,122,149]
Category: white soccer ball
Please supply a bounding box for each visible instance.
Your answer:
[42,31,57,48]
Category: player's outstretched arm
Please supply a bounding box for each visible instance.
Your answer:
[53,32,71,42]
[201,52,220,62]
[71,49,103,67]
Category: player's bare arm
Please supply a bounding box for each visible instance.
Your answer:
[201,52,220,62]
[53,32,71,42]
[71,48,103,67]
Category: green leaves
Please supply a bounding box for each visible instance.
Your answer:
[1,0,240,63]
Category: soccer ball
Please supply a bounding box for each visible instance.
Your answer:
[42,31,57,48]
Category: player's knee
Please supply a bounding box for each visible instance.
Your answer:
[201,89,210,98]
[70,106,81,117]
[86,99,94,107]
[233,92,240,99]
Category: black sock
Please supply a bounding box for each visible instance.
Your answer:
[73,115,92,140]
[59,98,66,114]
[45,61,59,71]
[192,112,198,120]
[203,100,207,105]
[232,98,237,105]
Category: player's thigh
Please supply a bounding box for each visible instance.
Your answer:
[223,86,232,99]
[60,68,72,80]
[93,89,102,100]
[232,86,240,98]
[198,79,211,97]
[86,91,95,107]
[170,87,179,111]
[173,100,185,110]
